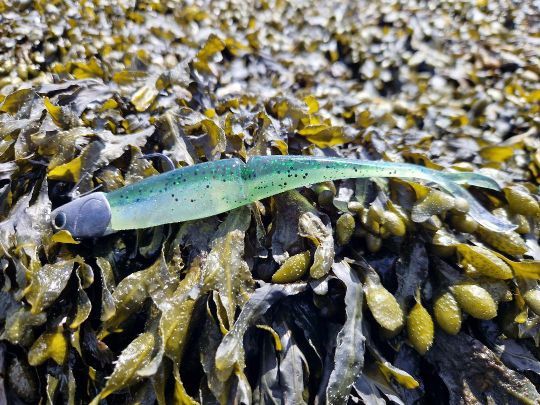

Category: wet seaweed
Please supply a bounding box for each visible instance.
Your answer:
[0,0,539,403]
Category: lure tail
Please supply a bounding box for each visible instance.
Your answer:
[245,156,515,232]
[428,172,512,232]
[441,172,500,191]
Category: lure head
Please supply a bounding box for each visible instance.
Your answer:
[50,192,111,238]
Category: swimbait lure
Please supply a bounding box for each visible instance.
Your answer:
[50,155,515,238]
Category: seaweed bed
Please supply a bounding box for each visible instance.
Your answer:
[0,0,539,404]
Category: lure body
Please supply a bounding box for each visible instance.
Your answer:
[107,158,248,230]
[51,156,514,238]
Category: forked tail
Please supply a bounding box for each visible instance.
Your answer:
[442,172,500,191]
[433,172,513,232]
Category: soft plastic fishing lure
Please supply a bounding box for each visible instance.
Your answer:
[50,155,515,238]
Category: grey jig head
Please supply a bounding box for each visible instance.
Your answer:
[50,192,111,238]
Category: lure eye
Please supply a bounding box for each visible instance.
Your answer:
[53,212,67,230]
